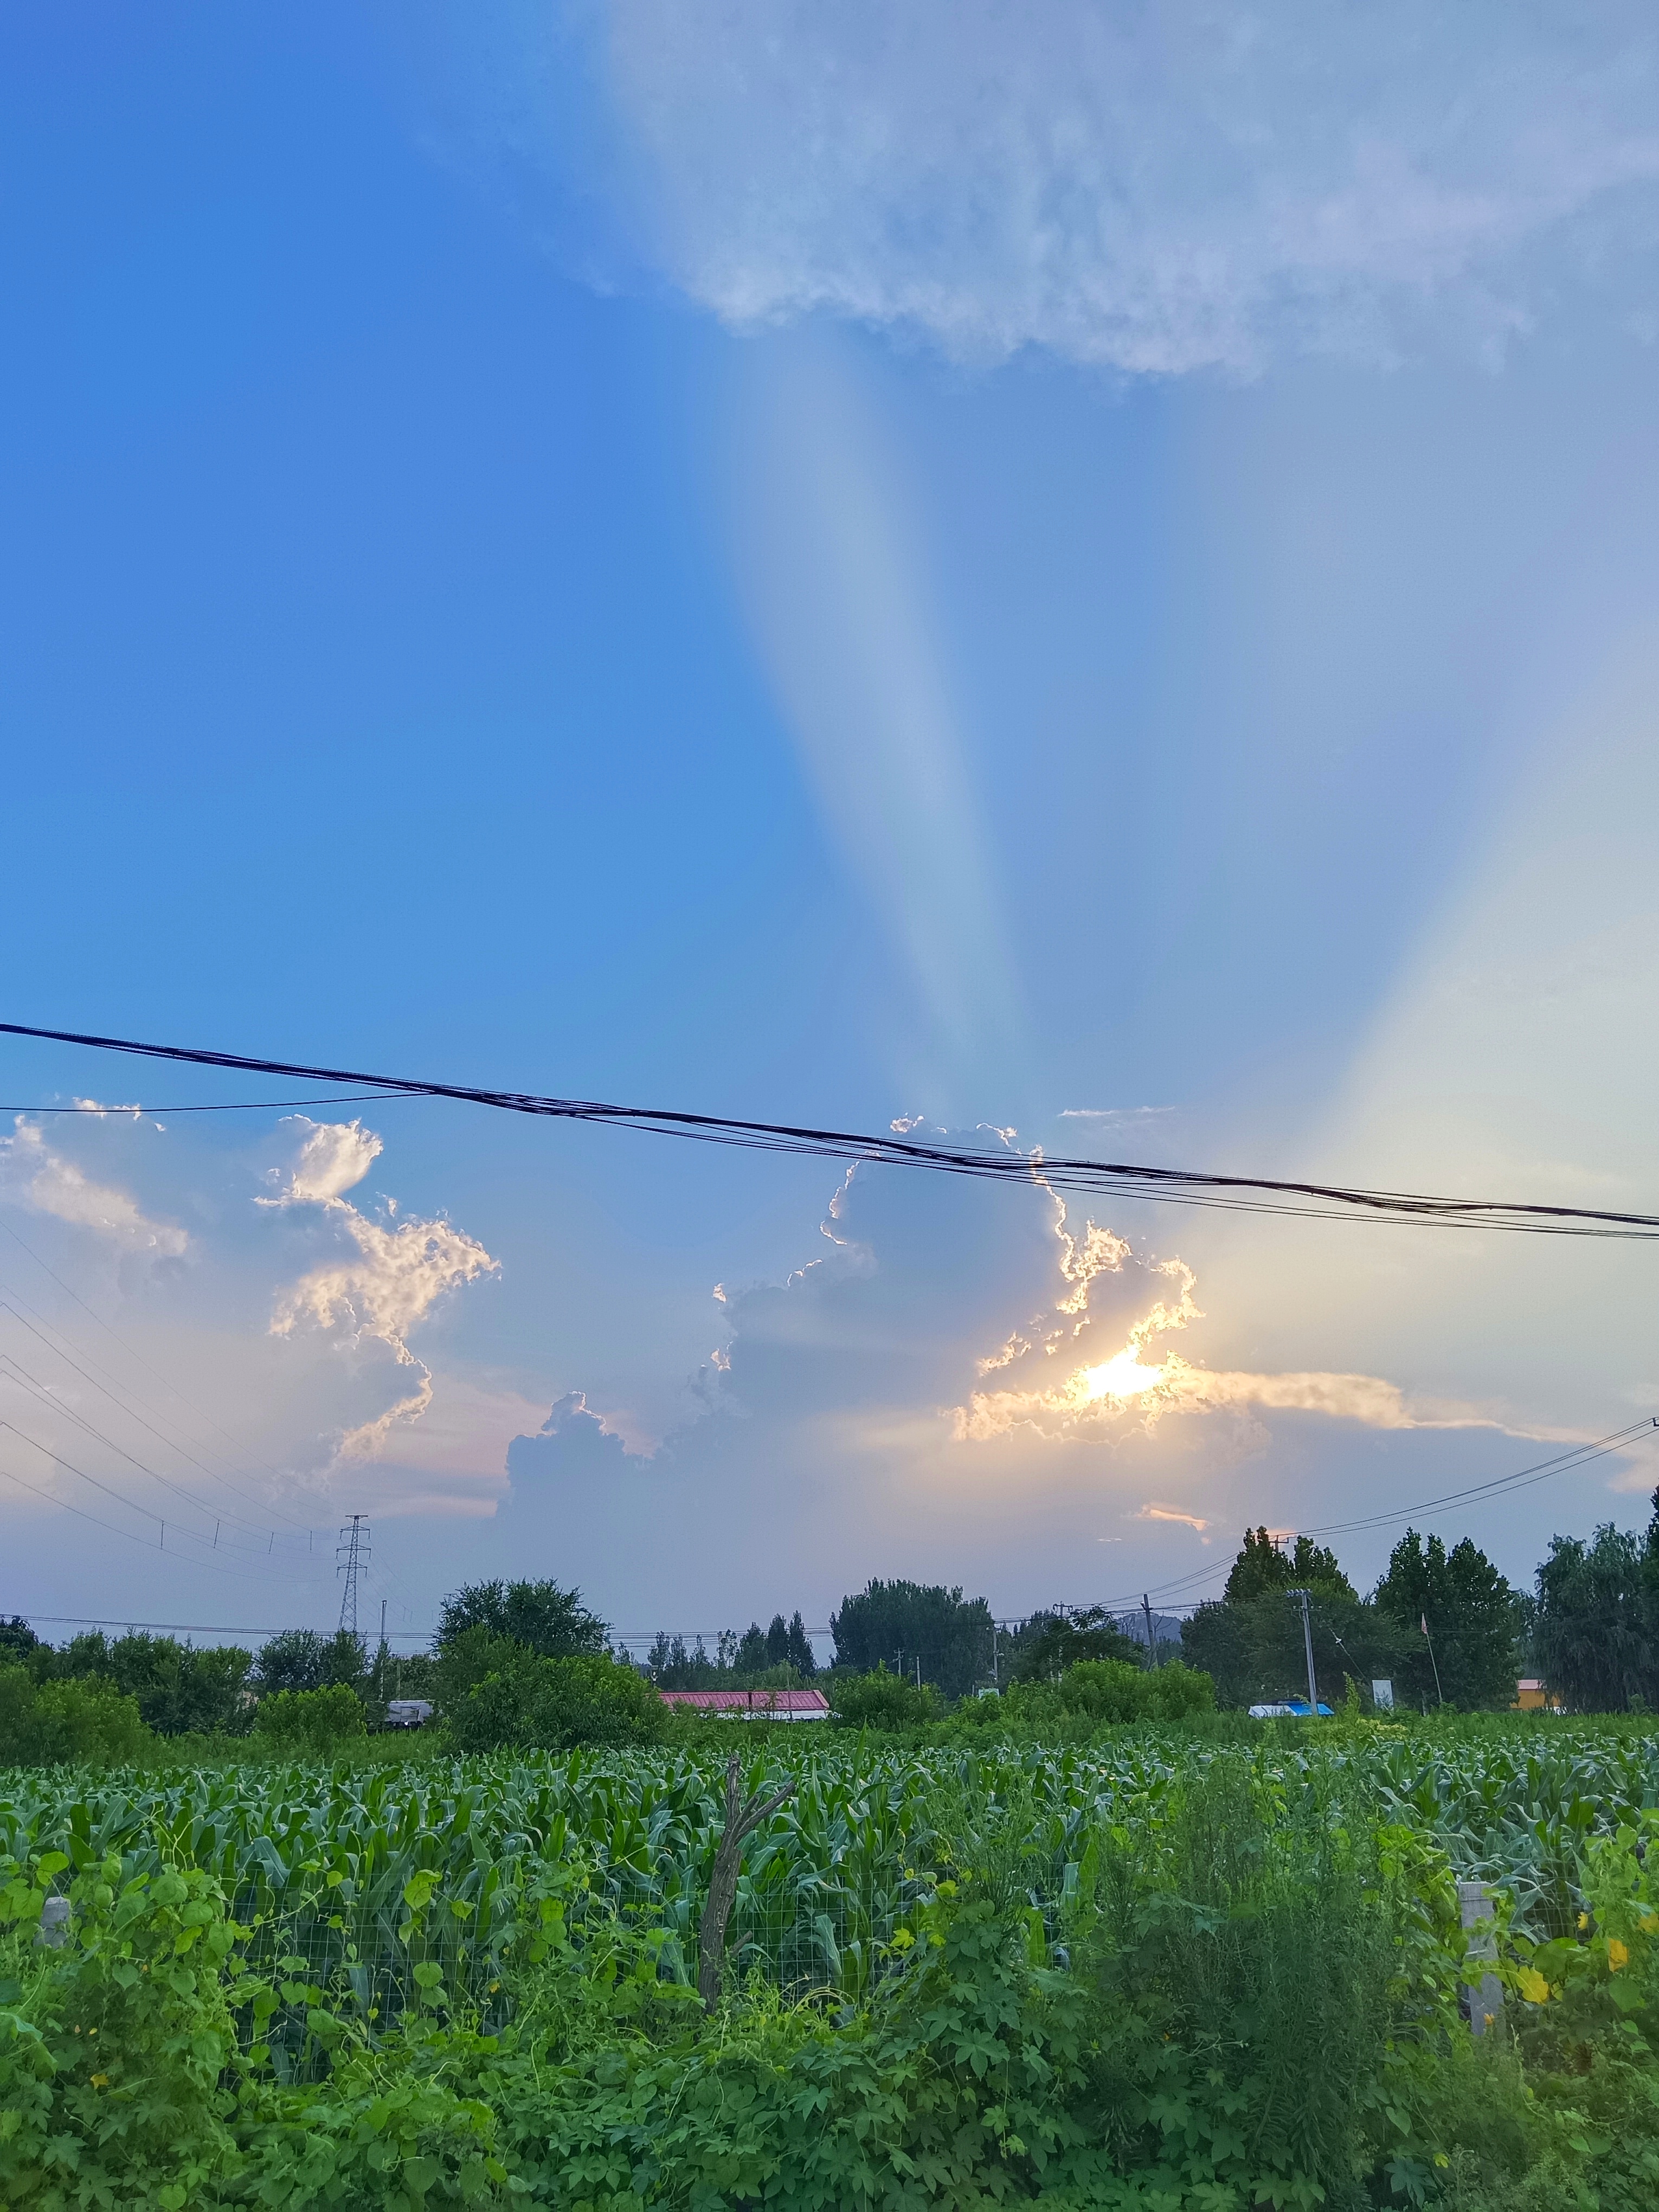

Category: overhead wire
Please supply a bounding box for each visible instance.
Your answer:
[0,1453,324,1586]
[7,1018,1659,1240]
[1090,1418,1659,1617]
[0,1210,317,1508]
[0,1352,283,1548]
[0,1297,317,1542]
[0,1094,414,1114]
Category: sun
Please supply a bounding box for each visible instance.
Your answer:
[1078,1349,1165,1403]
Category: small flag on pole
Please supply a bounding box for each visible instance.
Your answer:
[1420,1613,1429,1636]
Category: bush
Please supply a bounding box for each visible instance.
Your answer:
[251,1683,368,1754]
[449,1649,666,1752]
[1059,1655,1214,1721]
[0,1664,150,1765]
[827,1664,941,1730]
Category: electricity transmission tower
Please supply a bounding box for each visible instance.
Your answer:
[337,1515,370,1637]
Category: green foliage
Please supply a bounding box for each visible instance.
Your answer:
[1375,1528,1520,1709]
[826,1661,942,1729]
[646,1611,819,1688]
[53,1631,255,1737]
[5,1721,1659,2203]
[0,1665,151,1766]
[1225,1522,1356,1602]
[252,1627,369,1700]
[435,1578,608,1660]
[449,1648,667,1752]
[1006,1605,1142,1681]
[1184,1579,1403,1709]
[0,1617,41,1663]
[947,1657,1214,1735]
[250,1684,369,1755]
[1534,1496,1659,1710]
[0,1850,243,2208]
[831,1577,994,1696]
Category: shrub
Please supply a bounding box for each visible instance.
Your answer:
[0,1663,150,1765]
[827,1664,941,1729]
[450,1649,666,1751]
[1059,1655,1214,1721]
[252,1683,368,1754]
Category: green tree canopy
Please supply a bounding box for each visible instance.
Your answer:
[831,1579,994,1697]
[1533,1495,1659,1711]
[1008,1607,1142,1683]
[435,1578,608,1660]
[1373,1529,1519,1709]
[1223,1528,1355,1605]
[54,1631,254,1735]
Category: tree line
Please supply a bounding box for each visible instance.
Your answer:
[6,1486,1659,1758]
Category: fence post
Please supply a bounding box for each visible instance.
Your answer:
[1457,1880,1503,2035]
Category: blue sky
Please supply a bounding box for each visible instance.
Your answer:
[4,3,1659,1649]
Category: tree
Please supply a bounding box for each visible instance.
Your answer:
[1181,1529,1396,1709]
[1224,1528,1355,1605]
[435,1579,608,1660]
[448,1648,667,1752]
[254,1629,330,1696]
[252,1684,369,1756]
[827,1664,941,1730]
[831,1579,994,1698]
[0,1664,150,1764]
[1373,1529,1519,1709]
[1008,1607,1142,1683]
[53,1631,254,1735]
[784,1612,817,1677]
[0,1616,39,1662]
[1532,1497,1659,1711]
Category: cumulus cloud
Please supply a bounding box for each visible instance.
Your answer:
[493,1141,1538,1623]
[259,1120,383,1207]
[0,1118,188,1255]
[953,1183,1499,1442]
[589,1,1659,375]
[264,1118,498,1458]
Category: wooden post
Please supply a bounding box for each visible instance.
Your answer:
[1457,1880,1503,2035]
[697,1752,797,2010]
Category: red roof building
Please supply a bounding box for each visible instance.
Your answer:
[658,1687,830,1721]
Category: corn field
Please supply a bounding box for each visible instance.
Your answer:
[5,1728,1658,2004]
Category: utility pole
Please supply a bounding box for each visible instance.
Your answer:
[1142,1592,1156,1668]
[1289,1587,1320,1715]
[1420,1611,1445,1706]
[336,1515,370,1638]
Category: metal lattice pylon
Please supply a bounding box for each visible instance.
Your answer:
[337,1515,370,1636]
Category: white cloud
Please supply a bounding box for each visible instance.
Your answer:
[595,0,1659,374]
[950,1187,1501,1442]
[259,1119,383,1207]
[1137,1502,1210,1536]
[494,1143,1549,1624]
[0,1118,188,1255]
[265,1119,498,1458]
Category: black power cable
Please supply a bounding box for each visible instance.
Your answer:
[5,1019,1659,1239]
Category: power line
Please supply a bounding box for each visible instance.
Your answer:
[0,1260,316,1531]
[0,1352,285,1548]
[1094,1418,1659,1616]
[7,1018,1659,1240]
[1294,1418,1659,1542]
[0,1094,410,1114]
[6,1613,434,1642]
